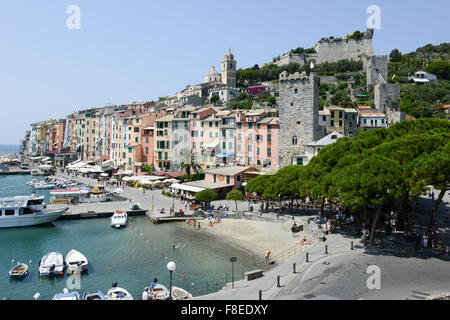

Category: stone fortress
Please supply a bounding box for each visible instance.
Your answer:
[278,71,321,167]
[277,28,403,167]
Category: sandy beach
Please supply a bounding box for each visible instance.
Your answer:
[190,218,314,259]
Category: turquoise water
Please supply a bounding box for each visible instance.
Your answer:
[0,175,259,300]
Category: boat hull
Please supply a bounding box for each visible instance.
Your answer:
[9,264,29,280]
[0,209,67,229]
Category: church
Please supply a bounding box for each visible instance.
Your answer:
[174,50,239,105]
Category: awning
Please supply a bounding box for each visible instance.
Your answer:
[216,152,234,157]
[203,143,218,149]
[170,183,205,193]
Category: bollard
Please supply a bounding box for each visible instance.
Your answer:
[325,245,328,254]
[306,252,309,263]
[276,276,281,288]
[259,290,262,300]
[293,263,296,274]
[351,241,354,250]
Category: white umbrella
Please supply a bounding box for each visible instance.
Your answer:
[100,173,109,177]
[122,177,131,182]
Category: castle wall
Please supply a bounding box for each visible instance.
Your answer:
[374,81,400,113]
[278,71,321,168]
[306,29,374,68]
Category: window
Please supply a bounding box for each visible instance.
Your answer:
[331,111,335,118]
[249,123,253,129]
[237,123,241,129]
[294,88,298,94]
[331,120,334,126]
[322,116,326,121]
[248,145,252,152]
[134,127,140,133]
[145,147,148,154]
[128,147,132,153]
[292,136,298,145]
[339,120,342,127]
[296,158,303,165]
[135,137,138,143]
[164,152,168,160]
[267,148,271,156]
[339,112,343,118]
[214,174,216,183]
[222,142,226,149]
[5,209,15,216]
[268,134,271,142]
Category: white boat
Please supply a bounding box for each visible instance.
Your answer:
[39,252,65,276]
[0,196,67,229]
[31,169,40,176]
[65,250,88,273]
[107,284,133,300]
[53,288,80,300]
[142,283,170,300]
[31,183,56,190]
[110,210,127,228]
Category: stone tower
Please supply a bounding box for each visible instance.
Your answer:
[366,55,388,88]
[221,49,237,88]
[278,71,321,168]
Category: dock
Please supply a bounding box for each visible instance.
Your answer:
[0,170,32,175]
[48,201,147,221]
[58,209,146,220]
[147,211,204,224]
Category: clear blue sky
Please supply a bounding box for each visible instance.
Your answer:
[0,0,448,144]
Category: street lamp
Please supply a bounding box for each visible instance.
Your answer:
[230,257,237,289]
[167,261,176,300]
[278,194,281,213]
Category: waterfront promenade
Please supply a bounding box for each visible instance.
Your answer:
[47,173,450,300]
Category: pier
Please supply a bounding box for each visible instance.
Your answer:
[147,211,204,224]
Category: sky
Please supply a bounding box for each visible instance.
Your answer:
[0,0,449,144]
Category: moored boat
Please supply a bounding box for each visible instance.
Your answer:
[65,249,88,273]
[142,283,170,300]
[52,288,80,300]
[38,252,65,276]
[9,263,29,280]
[110,210,127,228]
[0,196,67,229]
[171,286,193,300]
[82,290,107,300]
[106,283,133,300]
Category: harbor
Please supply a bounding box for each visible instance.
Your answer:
[0,172,262,300]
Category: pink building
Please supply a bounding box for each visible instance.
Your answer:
[235,110,279,170]
[189,106,217,152]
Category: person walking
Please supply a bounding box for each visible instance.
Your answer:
[265,250,271,264]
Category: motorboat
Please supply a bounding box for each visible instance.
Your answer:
[52,288,80,300]
[38,252,65,276]
[65,249,88,273]
[9,263,29,280]
[0,196,67,229]
[82,290,107,300]
[110,210,127,228]
[31,182,56,190]
[106,283,133,300]
[142,283,170,300]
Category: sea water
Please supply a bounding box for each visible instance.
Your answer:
[0,175,259,300]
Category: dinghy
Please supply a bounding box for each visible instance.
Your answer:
[38,252,64,276]
[53,288,80,300]
[65,249,88,273]
[9,263,29,280]
[82,290,107,300]
[107,283,133,300]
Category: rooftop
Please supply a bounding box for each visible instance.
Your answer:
[204,165,254,176]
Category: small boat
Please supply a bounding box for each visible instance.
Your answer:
[143,283,170,300]
[110,210,127,228]
[65,250,88,273]
[82,290,107,300]
[38,252,65,276]
[171,286,193,300]
[31,183,56,190]
[107,283,133,300]
[52,288,80,300]
[9,263,29,280]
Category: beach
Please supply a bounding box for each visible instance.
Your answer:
[191,218,313,259]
